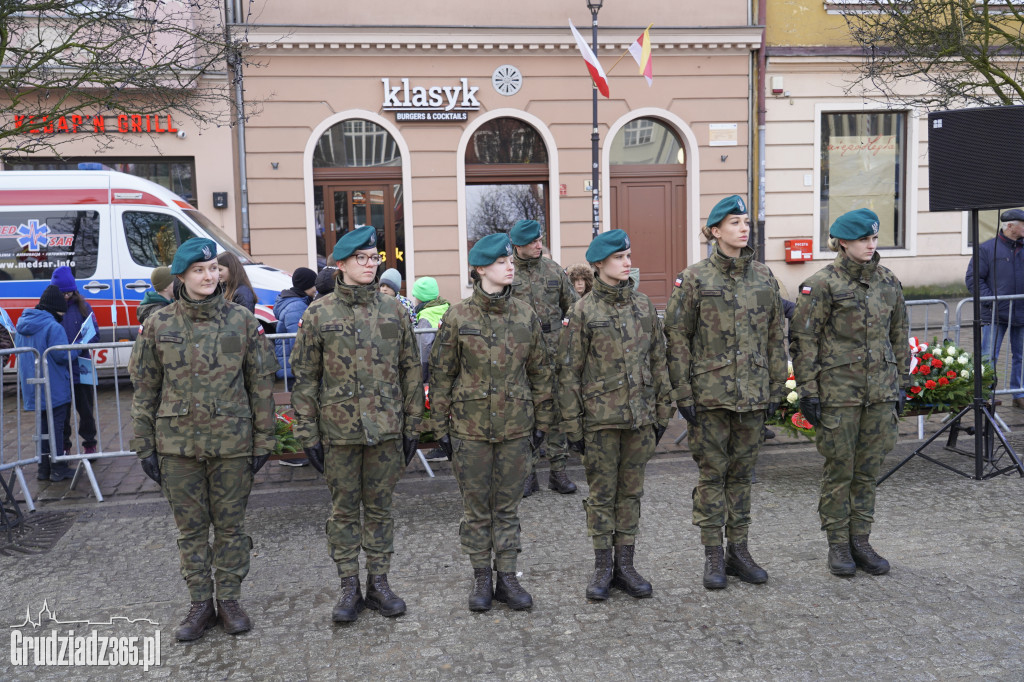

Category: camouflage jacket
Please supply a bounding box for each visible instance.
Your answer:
[428,281,553,442]
[664,244,788,412]
[558,276,673,440]
[290,280,423,447]
[789,252,910,406]
[128,290,278,460]
[511,253,577,356]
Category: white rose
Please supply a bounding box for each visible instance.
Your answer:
[960,369,970,378]
[786,379,796,390]
[958,355,969,365]
[787,391,799,405]
[946,348,958,358]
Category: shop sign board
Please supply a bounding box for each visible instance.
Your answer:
[382,77,480,122]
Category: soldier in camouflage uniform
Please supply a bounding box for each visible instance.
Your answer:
[129,238,278,642]
[290,225,423,623]
[664,195,788,590]
[790,208,909,577]
[558,229,673,602]
[429,232,553,612]
[509,219,579,496]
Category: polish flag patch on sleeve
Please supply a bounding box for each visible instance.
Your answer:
[257,326,265,335]
[800,285,813,295]
[674,278,683,287]
[297,319,303,328]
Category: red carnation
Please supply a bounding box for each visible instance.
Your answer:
[925,380,937,389]
[931,358,943,367]
[922,353,932,361]
[919,366,931,376]
[910,386,923,394]
[938,377,949,385]
[946,370,957,378]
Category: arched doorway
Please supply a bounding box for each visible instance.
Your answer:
[464,117,550,281]
[609,117,686,306]
[313,119,406,285]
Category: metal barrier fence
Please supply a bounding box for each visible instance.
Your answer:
[1,347,42,514]
[905,299,951,343]
[953,293,1024,399]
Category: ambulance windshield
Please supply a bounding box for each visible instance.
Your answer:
[184,210,254,264]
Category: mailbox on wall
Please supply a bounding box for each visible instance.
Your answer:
[784,239,814,263]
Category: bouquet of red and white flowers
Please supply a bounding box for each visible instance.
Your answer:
[764,362,815,439]
[905,337,993,414]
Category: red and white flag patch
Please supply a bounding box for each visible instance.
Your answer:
[800,286,812,295]
[257,326,265,335]
[674,278,683,287]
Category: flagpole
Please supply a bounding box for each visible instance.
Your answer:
[589,1,602,241]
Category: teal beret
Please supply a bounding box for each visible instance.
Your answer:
[586,229,631,264]
[509,219,542,246]
[706,195,747,228]
[469,233,514,267]
[170,238,218,275]
[333,225,378,262]
[829,208,880,240]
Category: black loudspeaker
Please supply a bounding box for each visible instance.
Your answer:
[928,105,1024,212]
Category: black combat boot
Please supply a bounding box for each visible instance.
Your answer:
[548,470,577,494]
[365,574,407,617]
[725,542,768,584]
[850,535,890,575]
[174,599,217,641]
[522,471,539,498]
[611,545,652,598]
[216,599,252,635]
[332,575,365,622]
[37,455,51,481]
[828,542,857,576]
[468,567,493,612]
[585,548,614,601]
[493,571,533,610]
[703,545,727,590]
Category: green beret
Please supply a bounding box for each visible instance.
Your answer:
[170,238,218,275]
[706,195,747,228]
[829,208,880,240]
[469,233,514,267]
[586,229,631,264]
[509,219,542,246]
[332,225,378,262]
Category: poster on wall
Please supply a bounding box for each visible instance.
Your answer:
[826,135,899,248]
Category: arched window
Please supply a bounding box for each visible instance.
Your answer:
[610,118,684,165]
[465,117,550,256]
[313,119,405,276]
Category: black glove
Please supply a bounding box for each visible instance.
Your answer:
[403,436,420,466]
[799,396,822,427]
[251,454,270,474]
[438,434,454,461]
[568,438,586,456]
[766,401,780,419]
[678,404,697,426]
[654,423,666,446]
[897,388,906,415]
[530,429,545,450]
[304,442,325,474]
[139,454,161,485]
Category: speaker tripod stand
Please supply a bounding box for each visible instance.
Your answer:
[880,209,1024,483]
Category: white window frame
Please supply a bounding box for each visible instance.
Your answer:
[812,102,920,259]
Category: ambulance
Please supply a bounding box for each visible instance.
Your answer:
[0,165,291,371]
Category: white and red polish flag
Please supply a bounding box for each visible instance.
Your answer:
[569,19,610,98]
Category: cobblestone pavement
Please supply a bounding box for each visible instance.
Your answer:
[3,407,1024,681]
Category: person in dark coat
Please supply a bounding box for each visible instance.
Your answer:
[274,267,317,381]
[138,266,175,324]
[217,252,257,313]
[965,208,1024,408]
[51,266,98,457]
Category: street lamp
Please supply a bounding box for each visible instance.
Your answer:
[588,0,603,240]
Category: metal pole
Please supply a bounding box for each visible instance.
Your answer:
[971,209,984,479]
[590,6,600,241]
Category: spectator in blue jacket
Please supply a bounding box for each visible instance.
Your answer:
[15,285,76,482]
[51,266,98,457]
[965,208,1024,408]
[274,267,317,467]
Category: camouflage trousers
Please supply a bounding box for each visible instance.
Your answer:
[582,426,655,550]
[531,361,568,473]
[325,439,405,578]
[815,403,898,543]
[451,436,530,572]
[689,409,764,546]
[159,455,254,602]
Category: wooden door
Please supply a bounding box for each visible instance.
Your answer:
[610,166,686,307]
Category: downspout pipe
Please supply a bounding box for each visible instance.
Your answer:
[226,0,251,252]
[756,0,768,263]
